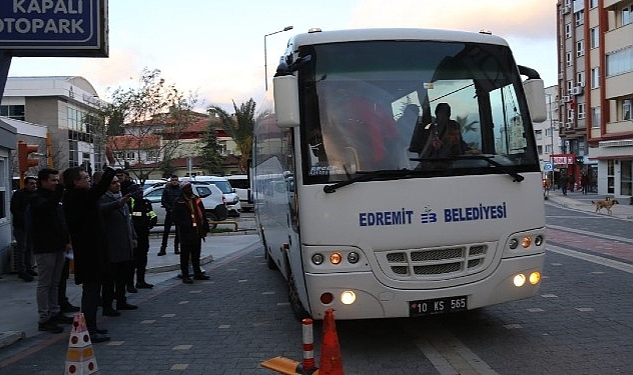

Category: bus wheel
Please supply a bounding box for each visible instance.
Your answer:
[288,272,310,321]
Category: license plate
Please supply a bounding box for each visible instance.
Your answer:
[409,296,468,317]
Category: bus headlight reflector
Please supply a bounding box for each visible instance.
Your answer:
[320,293,334,304]
[330,252,342,265]
[521,236,532,248]
[509,238,519,249]
[347,252,360,264]
[312,253,324,265]
[534,235,544,246]
[513,274,526,287]
[340,291,356,305]
[529,272,541,285]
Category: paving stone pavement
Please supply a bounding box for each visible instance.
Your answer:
[0,231,308,374]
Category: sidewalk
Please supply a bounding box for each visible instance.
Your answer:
[0,224,260,349]
[545,189,633,220]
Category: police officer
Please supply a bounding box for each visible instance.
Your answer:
[128,184,158,289]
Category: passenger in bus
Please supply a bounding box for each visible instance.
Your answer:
[409,102,478,159]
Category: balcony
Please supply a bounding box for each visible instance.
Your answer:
[605,70,633,99]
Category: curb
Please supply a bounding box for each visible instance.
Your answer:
[0,331,25,349]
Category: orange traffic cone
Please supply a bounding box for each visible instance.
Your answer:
[64,313,100,375]
[319,309,344,375]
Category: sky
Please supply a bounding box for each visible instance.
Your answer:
[7,0,560,113]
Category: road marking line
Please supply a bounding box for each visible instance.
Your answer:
[547,224,633,245]
[406,320,500,375]
[548,244,633,274]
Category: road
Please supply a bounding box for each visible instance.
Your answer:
[1,203,632,374]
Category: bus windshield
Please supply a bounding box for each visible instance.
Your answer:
[299,40,540,184]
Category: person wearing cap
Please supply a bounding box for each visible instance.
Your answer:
[127,184,157,289]
[172,182,210,284]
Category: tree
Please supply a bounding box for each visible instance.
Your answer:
[199,119,224,174]
[97,68,198,184]
[207,98,256,174]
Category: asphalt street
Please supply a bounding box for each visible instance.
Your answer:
[0,191,631,374]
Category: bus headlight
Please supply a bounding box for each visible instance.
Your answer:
[312,253,324,265]
[529,272,541,285]
[341,291,356,305]
[534,235,544,246]
[521,236,532,248]
[347,252,360,264]
[513,274,526,287]
[509,238,519,249]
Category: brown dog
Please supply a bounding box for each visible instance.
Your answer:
[592,198,619,214]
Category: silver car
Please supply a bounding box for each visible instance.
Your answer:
[143,182,228,226]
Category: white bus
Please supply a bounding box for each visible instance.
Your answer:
[253,28,547,320]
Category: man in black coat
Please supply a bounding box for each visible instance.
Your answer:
[10,175,38,282]
[29,168,72,334]
[128,184,158,289]
[158,175,181,256]
[62,166,115,343]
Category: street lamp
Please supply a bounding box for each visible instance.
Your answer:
[264,26,293,91]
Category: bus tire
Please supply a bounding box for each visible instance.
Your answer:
[288,272,310,321]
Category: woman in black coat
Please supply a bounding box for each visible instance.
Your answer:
[62,166,115,342]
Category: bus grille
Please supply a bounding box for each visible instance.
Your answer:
[382,244,488,279]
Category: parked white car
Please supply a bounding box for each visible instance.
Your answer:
[143,182,228,226]
[182,176,242,217]
[224,174,252,212]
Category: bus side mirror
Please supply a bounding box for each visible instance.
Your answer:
[273,75,300,128]
[523,78,547,123]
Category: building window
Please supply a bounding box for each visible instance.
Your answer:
[591,107,601,128]
[577,103,586,119]
[591,67,600,88]
[575,10,584,26]
[624,5,632,26]
[624,99,632,121]
[535,129,543,140]
[537,145,543,155]
[590,27,599,49]
[567,108,575,121]
[0,104,25,121]
[590,0,598,8]
[577,71,585,88]
[607,160,615,194]
[576,40,584,57]
[565,23,572,38]
[621,160,633,196]
[606,46,633,77]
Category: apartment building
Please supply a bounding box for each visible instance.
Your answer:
[557,0,633,196]
[1,76,107,175]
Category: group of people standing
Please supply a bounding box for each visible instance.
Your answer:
[11,166,211,343]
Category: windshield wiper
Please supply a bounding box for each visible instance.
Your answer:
[409,154,524,182]
[323,169,418,193]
